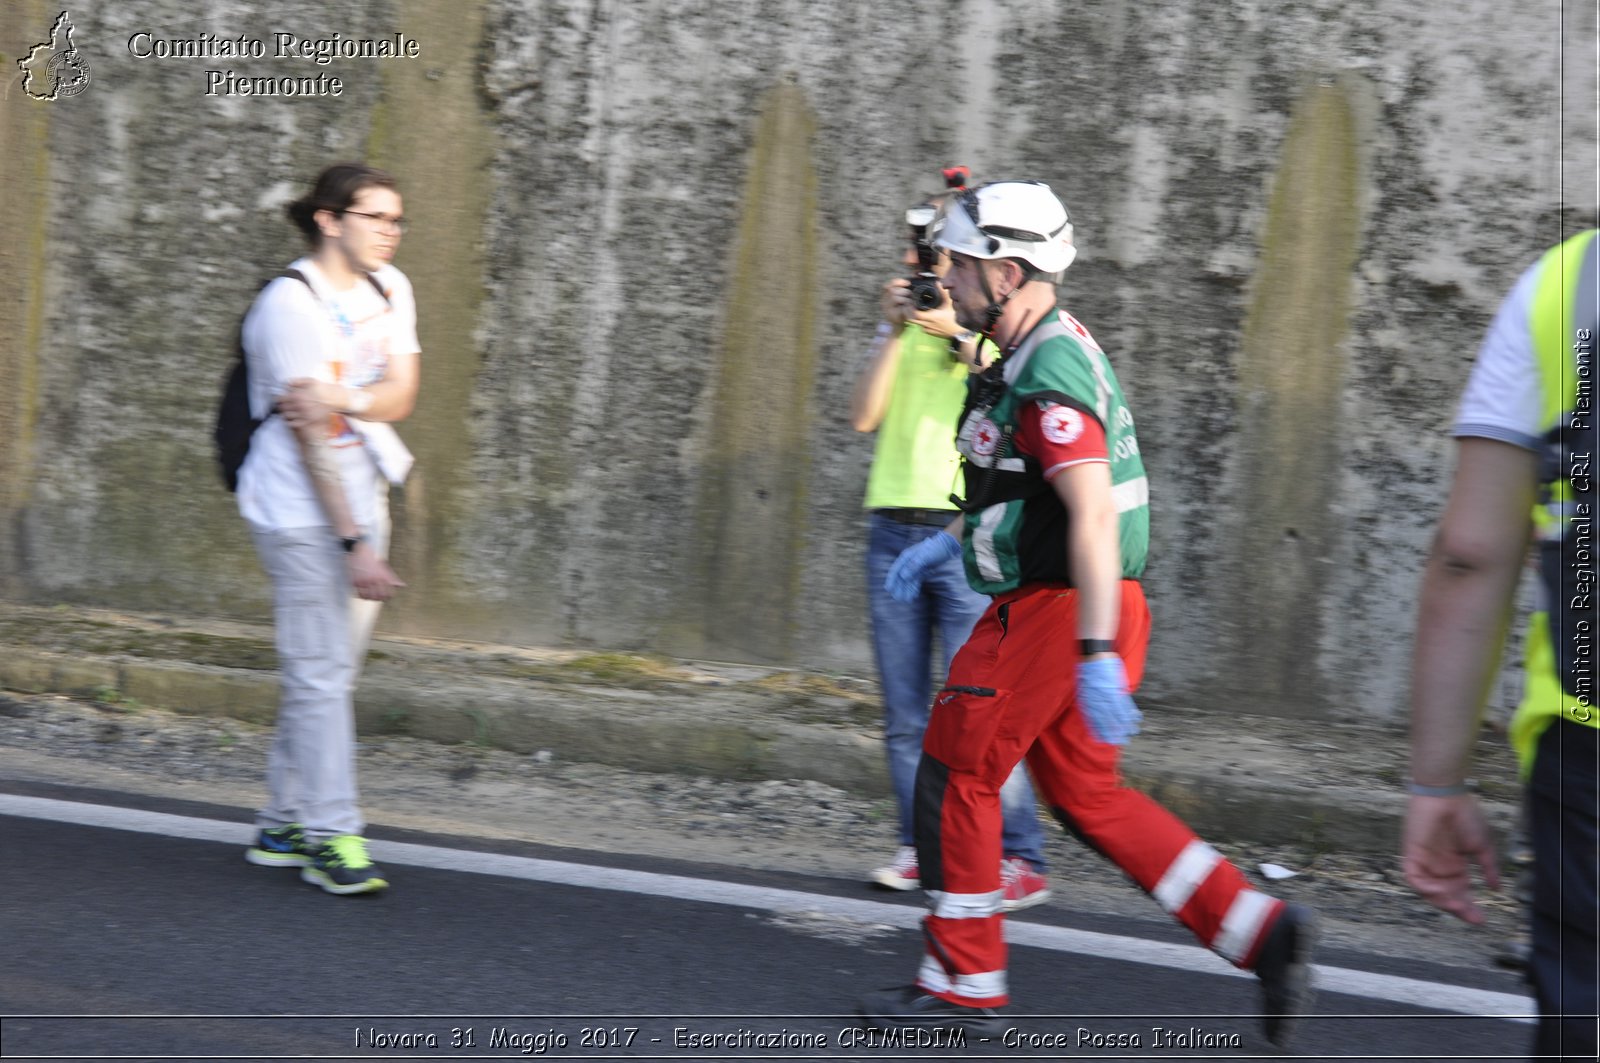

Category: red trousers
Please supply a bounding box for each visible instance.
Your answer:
[913,581,1284,1007]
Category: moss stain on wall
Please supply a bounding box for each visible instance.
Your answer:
[678,80,820,663]
[365,0,494,634]
[0,0,54,596]
[1221,74,1366,715]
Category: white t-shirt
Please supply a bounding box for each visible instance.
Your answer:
[1454,261,1542,449]
[237,258,420,531]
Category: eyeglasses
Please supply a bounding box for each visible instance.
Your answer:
[342,210,409,235]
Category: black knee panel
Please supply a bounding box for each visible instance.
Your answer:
[913,753,950,892]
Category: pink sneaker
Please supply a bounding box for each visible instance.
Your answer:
[1001,856,1050,911]
[870,845,920,890]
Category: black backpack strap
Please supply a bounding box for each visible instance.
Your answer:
[280,267,389,305]
[220,268,385,492]
[239,270,316,423]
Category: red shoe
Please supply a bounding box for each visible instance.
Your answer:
[1001,856,1050,911]
[870,845,920,890]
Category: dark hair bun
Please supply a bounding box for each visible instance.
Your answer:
[286,198,319,240]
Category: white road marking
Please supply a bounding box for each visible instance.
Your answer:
[0,794,1534,1022]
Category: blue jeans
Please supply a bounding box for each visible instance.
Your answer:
[866,513,1047,870]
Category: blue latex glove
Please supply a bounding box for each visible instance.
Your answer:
[884,531,961,603]
[1077,656,1143,745]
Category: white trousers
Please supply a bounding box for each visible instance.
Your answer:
[249,492,389,840]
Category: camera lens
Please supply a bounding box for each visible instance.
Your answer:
[909,274,943,311]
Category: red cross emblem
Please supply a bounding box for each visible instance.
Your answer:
[1040,405,1084,445]
[972,419,999,457]
[1060,311,1101,351]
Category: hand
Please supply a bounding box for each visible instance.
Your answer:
[1076,656,1143,745]
[277,379,342,431]
[346,543,406,602]
[882,275,963,339]
[884,531,961,602]
[1401,794,1501,924]
[907,297,962,340]
[880,277,914,326]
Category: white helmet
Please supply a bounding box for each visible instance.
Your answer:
[932,180,1077,275]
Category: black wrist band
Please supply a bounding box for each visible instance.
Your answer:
[340,534,366,553]
[1079,639,1116,656]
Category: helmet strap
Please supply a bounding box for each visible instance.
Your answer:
[983,295,1004,333]
[977,260,1034,342]
[977,266,1003,335]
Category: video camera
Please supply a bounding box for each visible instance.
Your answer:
[905,205,944,312]
[904,166,972,312]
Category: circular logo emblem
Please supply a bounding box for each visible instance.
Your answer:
[48,49,92,98]
[972,418,1000,457]
[1040,405,1084,445]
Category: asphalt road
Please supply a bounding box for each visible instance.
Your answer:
[0,784,1531,1062]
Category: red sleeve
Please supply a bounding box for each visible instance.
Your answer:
[1013,400,1109,479]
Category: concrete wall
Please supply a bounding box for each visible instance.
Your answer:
[2,0,1595,720]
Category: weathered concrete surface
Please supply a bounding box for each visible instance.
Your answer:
[0,604,1524,856]
[1,1,1596,723]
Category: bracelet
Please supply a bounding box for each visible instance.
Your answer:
[1406,779,1475,797]
[1079,638,1117,656]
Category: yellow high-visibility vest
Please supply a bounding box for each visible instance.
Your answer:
[1511,228,1599,774]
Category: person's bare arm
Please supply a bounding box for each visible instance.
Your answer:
[852,273,983,431]
[850,321,905,433]
[287,412,405,602]
[1401,436,1536,922]
[1051,460,1121,652]
[282,351,418,425]
[1410,437,1537,783]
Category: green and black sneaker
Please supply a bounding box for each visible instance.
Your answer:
[245,824,311,868]
[301,835,389,896]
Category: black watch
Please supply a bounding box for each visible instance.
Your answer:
[1079,638,1116,656]
[340,534,366,553]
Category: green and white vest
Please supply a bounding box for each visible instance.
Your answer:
[952,311,1149,595]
